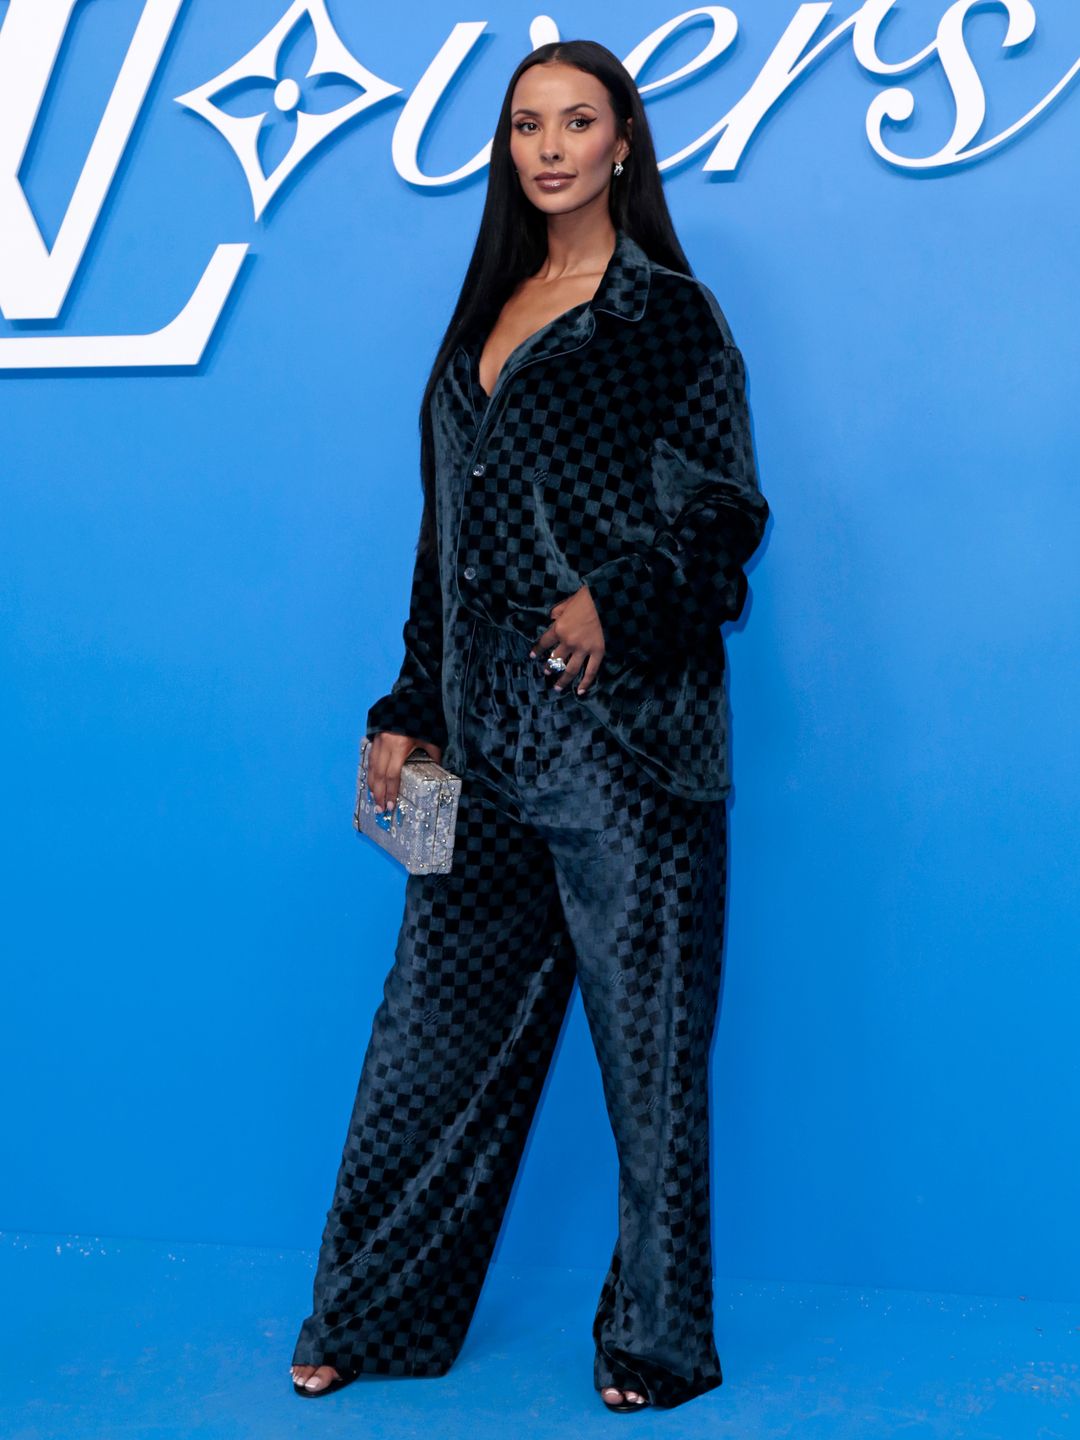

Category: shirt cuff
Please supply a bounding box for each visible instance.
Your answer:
[365,687,449,749]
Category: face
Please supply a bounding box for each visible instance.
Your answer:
[508,62,630,213]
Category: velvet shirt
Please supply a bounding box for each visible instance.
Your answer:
[365,227,770,801]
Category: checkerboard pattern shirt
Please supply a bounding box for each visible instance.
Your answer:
[364,226,770,800]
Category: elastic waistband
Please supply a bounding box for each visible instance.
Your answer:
[471,622,537,664]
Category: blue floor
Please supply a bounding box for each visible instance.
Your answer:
[1,1229,1075,1439]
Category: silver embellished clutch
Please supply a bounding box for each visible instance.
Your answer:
[353,734,462,874]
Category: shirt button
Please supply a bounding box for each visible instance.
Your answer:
[472,463,486,477]
[463,565,477,581]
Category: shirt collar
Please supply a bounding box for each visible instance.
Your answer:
[462,225,652,356]
[589,226,652,322]
[452,228,652,410]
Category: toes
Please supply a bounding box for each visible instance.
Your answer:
[301,1365,340,1390]
[291,1363,345,1390]
[602,1383,649,1407]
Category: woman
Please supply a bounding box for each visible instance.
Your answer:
[290,38,769,1415]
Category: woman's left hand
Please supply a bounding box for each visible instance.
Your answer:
[530,585,606,694]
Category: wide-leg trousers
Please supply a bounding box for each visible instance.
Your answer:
[292,621,729,1408]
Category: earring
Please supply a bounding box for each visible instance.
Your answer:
[613,160,624,176]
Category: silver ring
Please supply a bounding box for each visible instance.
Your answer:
[543,654,567,673]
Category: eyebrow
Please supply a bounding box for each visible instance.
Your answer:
[511,103,599,117]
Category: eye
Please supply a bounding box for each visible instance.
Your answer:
[513,116,595,133]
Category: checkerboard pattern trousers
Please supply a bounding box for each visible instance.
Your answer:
[292,621,728,1408]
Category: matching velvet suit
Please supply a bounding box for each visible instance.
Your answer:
[292,227,771,1408]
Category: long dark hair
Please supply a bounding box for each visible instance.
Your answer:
[412,39,693,560]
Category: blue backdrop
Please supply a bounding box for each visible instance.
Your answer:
[2,0,1077,1302]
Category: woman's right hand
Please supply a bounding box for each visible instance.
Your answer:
[365,732,443,814]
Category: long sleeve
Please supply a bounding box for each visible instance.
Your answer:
[364,520,448,749]
[581,300,769,667]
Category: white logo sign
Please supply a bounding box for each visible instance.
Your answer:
[1,0,1077,371]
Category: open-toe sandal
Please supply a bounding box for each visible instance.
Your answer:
[292,1368,359,1398]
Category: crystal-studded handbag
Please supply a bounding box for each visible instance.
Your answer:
[353,734,461,874]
